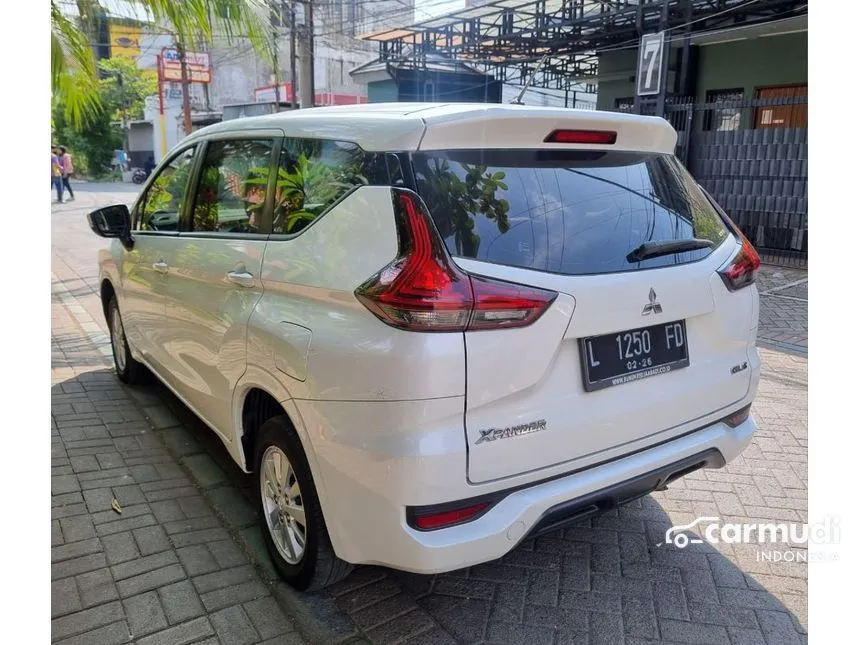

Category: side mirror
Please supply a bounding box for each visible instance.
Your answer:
[87,205,133,248]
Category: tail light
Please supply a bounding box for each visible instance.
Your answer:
[699,185,761,292]
[410,501,492,531]
[722,404,752,428]
[718,234,761,291]
[355,189,557,332]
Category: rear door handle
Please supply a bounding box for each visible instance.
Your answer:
[226,270,255,287]
[152,260,169,274]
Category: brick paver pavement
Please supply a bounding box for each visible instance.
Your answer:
[757,265,808,352]
[52,279,307,644]
[53,185,808,644]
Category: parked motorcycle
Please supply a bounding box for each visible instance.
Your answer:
[131,168,148,184]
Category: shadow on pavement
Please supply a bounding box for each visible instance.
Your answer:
[140,376,807,645]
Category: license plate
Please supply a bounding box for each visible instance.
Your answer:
[579,320,689,391]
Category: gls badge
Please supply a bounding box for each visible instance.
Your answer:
[475,420,547,445]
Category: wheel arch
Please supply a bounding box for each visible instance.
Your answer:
[232,368,342,552]
[100,278,116,320]
[232,367,315,475]
[240,388,290,473]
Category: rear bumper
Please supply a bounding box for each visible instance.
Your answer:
[299,395,756,574]
[523,448,724,541]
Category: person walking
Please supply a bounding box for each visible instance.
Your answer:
[51,147,63,203]
[58,146,75,201]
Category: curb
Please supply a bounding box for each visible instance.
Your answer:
[757,338,808,356]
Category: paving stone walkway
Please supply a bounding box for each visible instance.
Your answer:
[52,285,308,645]
[757,265,808,353]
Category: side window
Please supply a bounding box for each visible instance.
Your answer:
[137,147,197,232]
[273,138,369,235]
[189,138,274,234]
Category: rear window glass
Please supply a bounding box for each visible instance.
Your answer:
[411,149,729,275]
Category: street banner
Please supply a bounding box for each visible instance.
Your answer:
[159,48,212,84]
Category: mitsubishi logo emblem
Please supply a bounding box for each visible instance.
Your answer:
[642,288,663,315]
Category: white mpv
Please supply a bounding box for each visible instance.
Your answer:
[87,103,760,591]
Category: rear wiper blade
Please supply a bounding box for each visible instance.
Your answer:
[626,238,714,263]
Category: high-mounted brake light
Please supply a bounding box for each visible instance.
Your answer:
[355,189,557,332]
[544,129,617,145]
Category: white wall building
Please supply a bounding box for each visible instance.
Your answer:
[113,1,415,161]
[207,0,415,108]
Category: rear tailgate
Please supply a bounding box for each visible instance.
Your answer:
[456,247,755,483]
[412,112,757,483]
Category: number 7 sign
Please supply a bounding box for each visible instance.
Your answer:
[636,32,665,97]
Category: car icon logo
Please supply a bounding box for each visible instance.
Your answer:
[663,516,720,548]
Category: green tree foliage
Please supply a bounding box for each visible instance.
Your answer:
[272,142,369,234]
[412,157,511,257]
[52,1,273,128]
[98,57,159,121]
[53,57,159,176]
[52,101,122,178]
[51,1,102,129]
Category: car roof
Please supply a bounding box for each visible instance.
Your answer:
[184,102,678,155]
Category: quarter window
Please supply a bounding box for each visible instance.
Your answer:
[189,139,274,234]
[137,146,197,231]
[272,138,369,234]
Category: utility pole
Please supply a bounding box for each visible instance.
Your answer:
[203,0,213,112]
[271,1,281,104]
[156,53,167,158]
[289,0,298,108]
[307,0,315,106]
[297,0,315,108]
[177,40,193,135]
[117,72,130,157]
[273,41,281,105]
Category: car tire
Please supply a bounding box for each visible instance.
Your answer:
[254,416,353,591]
[107,297,147,385]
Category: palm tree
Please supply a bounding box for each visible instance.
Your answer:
[52,0,273,130]
[51,0,101,128]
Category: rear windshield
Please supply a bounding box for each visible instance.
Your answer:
[411,149,729,276]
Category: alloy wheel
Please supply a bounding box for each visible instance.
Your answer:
[260,445,307,565]
[110,306,127,373]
